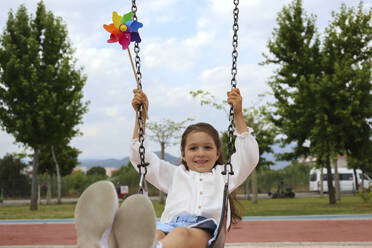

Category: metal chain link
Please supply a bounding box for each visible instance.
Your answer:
[223,0,239,177]
[132,0,148,193]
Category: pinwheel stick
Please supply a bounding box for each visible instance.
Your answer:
[127,48,140,90]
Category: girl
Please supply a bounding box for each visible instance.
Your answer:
[74,88,259,248]
[129,88,259,248]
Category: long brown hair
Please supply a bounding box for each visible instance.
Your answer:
[180,122,242,224]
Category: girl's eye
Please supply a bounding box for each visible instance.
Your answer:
[189,146,197,151]
[204,146,213,150]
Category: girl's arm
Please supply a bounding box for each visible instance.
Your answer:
[227,88,259,192]
[132,89,149,139]
[227,88,248,134]
[130,89,175,193]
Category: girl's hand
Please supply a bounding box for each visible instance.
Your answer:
[132,89,148,119]
[227,88,243,115]
[227,88,248,133]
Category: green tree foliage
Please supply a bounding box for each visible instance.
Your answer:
[251,161,311,193]
[67,171,87,195]
[0,2,88,210]
[87,166,107,176]
[322,2,372,177]
[261,0,321,161]
[262,0,371,204]
[39,144,80,176]
[147,118,193,159]
[0,154,30,197]
[38,144,80,203]
[112,163,140,192]
[111,163,158,195]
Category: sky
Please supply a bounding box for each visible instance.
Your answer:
[0,0,370,161]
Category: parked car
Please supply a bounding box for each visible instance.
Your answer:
[309,168,372,192]
[116,184,129,200]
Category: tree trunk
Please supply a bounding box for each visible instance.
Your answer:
[326,155,336,204]
[353,168,359,192]
[38,184,41,205]
[334,157,341,201]
[46,174,52,205]
[320,168,324,198]
[251,169,258,204]
[159,142,165,203]
[244,179,251,200]
[51,146,62,204]
[361,171,366,197]
[30,147,40,210]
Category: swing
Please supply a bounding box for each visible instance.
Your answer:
[125,0,240,247]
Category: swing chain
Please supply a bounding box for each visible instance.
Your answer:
[231,0,239,89]
[132,0,143,89]
[223,0,239,177]
[132,0,148,193]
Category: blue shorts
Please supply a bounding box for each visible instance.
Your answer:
[157,215,218,245]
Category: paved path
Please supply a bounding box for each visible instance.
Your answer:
[1,215,372,247]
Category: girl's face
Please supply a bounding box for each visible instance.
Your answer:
[181,131,220,173]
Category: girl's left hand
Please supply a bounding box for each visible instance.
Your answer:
[227,88,243,115]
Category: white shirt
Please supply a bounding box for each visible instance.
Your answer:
[129,131,259,226]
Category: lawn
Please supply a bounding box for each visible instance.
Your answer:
[240,196,372,216]
[0,196,371,220]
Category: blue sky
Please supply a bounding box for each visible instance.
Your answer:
[0,0,370,161]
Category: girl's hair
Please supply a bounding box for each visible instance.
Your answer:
[180,122,242,225]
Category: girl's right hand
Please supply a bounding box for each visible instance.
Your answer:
[132,89,148,118]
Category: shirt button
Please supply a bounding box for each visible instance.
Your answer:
[198,205,202,209]
[200,192,203,195]
[200,178,203,181]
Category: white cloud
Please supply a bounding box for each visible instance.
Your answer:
[1,0,368,160]
[144,0,178,10]
[142,29,215,71]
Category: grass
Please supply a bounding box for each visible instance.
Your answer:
[240,196,372,216]
[0,196,371,220]
[0,204,75,219]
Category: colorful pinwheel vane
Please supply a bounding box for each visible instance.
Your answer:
[103,11,143,50]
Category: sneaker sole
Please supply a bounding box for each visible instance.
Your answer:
[113,194,156,248]
[74,180,119,248]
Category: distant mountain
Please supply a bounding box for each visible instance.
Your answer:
[78,152,180,168]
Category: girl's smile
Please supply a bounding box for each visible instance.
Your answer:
[182,131,220,173]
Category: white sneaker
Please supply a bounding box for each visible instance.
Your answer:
[113,194,157,248]
[74,180,119,248]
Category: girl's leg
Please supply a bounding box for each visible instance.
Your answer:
[156,230,166,241]
[159,227,211,248]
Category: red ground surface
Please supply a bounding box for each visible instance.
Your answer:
[1,219,372,246]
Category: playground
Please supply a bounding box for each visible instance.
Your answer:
[1,215,372,248]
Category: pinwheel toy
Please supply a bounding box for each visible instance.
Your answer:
[103,11,143,88]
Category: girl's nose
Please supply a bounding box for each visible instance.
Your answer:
[196,149,204,156]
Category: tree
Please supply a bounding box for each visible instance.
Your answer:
[0,153,30,198]
[262,0,371,204]
[87,166,107,176]
[0,2,88,210]
[190,90,277,203]
[38,143,80,203]
[261,0,338,203]
[147,118,193,202]
[322,2,372,191]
